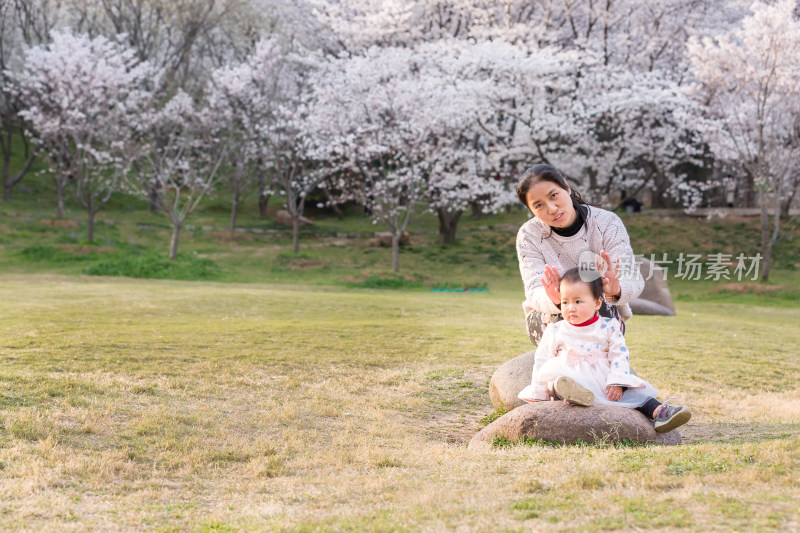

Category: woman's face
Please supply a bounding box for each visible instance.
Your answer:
[525,180,577,228]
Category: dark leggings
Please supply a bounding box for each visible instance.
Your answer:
[635,397,662,419]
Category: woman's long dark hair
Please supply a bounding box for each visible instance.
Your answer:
[515,164,589,211]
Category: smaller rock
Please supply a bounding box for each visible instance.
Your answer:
[470,401,681,448]
[630,298,675,316]
[276,210,312,227]
[489,350,535,411]
[372,231,410,247]
[636,257,676,314]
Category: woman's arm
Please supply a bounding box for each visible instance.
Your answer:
[597,212,644,306]
[516,225,561,315]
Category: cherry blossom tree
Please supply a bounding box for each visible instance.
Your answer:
[306,46,440,270]
[266,133,324,254]
[304,40,524,260]
[557,61,707,207]
[260,55,343,255]
[206,36,297,231]
[687,0,800,281]
[134,91,227,259]
[423,133,514,244]
[11,30,156,240]
[208,35,328,252]
[304,1,713,219]
[66,0,270,93]
[0,0,65,200]
[434,25,709,209]
[410,40,517,243]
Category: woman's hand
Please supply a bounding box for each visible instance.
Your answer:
[597,250,621,300]
[605,386,623,402]
[541,265,561,306]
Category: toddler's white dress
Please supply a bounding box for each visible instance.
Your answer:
[517,316,658,408]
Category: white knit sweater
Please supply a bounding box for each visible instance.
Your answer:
[516,206,644,320]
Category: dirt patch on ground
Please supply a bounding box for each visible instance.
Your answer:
[713,283,785,294]
[409,369,494,445]
[210,232,254,242]
[285,258,325,270]
[421,409,494,445]
[39,219,78,229]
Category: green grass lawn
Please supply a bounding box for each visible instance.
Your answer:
[0,275,798,531]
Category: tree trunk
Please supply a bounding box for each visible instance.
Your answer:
[470,201,483,219]
[148,180,161,213]
[230,190,239,231]
[257,169,269,218]
[329,201,344,219]
[55,179,65,218]
[1,130,13,201]
[764,180,784,282]
[437,208,462,245]
[170,223,182,260]
[3,151,36,201]
[761,235,772,282]
[292,215,300,253]
[780,188,795,220]
[87,210,96,242]
[259,191,270,218]
[392,233,400,272]
[323,186,344,219]
[759,187,772,282]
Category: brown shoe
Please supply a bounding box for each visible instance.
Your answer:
[552,376,594,407]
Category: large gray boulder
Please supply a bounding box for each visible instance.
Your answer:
[470,401,681,448]
[630,298,675,316]
[489,350,535,411]
[635,257,675,315]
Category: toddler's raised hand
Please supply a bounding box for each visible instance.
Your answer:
[605,386,623,402]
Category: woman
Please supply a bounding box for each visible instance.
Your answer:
[516,164,644,344]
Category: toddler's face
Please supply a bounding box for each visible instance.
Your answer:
[560,280,602,325]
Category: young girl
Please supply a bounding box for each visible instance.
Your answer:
[517,267,691,433]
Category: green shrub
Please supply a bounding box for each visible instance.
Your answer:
[345,273,423,290]
[19,245,55,261]
[84,252,220,280]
